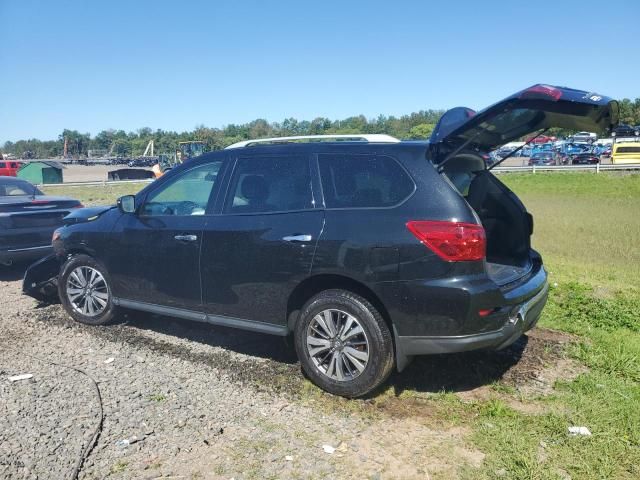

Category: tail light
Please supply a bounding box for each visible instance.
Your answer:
[519,84,562,101]
[73,203,84,208]
[406,220,486,262]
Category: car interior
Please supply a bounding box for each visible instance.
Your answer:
[442,153,533,285]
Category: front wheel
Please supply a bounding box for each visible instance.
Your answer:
[58,254,117,325]
[294,290,394,398]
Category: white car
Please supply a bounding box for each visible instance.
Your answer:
[572,131,597,143]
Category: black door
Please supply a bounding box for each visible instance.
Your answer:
[200,154,323,326]
[109,159,225,310]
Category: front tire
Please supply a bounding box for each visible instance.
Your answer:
[58,254,117,325]
[294,290,394,398]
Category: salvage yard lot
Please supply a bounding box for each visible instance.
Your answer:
[1,172,638,479]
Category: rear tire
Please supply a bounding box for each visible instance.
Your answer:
[294,289,394,398]
[58,254,117,325]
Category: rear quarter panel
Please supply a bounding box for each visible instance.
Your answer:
[311,148,486,335]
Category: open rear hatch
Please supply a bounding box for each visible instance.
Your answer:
[427,84,619,286]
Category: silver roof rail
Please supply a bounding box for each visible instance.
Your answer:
[225,134,400,149]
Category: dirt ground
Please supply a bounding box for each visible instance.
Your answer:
[0,263,584,479]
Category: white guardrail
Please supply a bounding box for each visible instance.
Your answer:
[492,163,640,173]
[36,164,640,188]
[38,178,154,188]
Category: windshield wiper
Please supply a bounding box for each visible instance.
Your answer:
[488,128,549,170]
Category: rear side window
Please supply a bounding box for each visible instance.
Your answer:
[318,154,414,208]
[224,156,313,214]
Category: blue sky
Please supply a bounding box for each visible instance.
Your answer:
[1,0,639,142]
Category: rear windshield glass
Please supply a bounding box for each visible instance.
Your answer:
[318,154,414,208]
[0,180,41,196]
[615,146,640,153]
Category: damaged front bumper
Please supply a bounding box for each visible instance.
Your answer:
[22,254,62,302]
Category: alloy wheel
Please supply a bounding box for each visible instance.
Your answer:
[66,266,109,317]
[306,309,370,382]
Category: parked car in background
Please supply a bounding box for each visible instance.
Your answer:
[23,84,618,397]
[611,142,640,164]
[525,134,556,144]
[529,151,559,166]
[0,177,82,266]
[556,152,571,165]
[571,131,597,143]
[570,153,600,165]
[0,160,23,177]
[611,124,638,138]
[520,146,533,158]
[593,143,612,157]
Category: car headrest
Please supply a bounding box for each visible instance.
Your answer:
[241,175,269,203]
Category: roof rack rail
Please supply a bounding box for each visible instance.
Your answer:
[225,134,400,149]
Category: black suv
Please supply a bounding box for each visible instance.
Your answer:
[24,85,618,397]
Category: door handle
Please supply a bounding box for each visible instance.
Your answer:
[174,234,198,242]
[282,234,312,243]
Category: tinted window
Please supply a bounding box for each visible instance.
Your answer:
[318,154,414,208]
[616,146,640,153]
[224,156,312,214]
[141,161,222,216]
[0,162,5,168]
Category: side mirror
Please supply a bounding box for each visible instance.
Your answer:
[117,195,136,213]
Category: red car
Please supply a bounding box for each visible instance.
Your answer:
[0,160,23,176]
[525,134,557,144]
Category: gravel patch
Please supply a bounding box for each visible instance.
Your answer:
[1,263,578,479]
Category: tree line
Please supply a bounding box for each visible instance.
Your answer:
[1,110,443,159]
[3,98,640,159]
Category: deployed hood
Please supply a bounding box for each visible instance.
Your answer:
[428,84,619,163]
[62,205,114,225]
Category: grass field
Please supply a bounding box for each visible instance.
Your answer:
[42,173,640,479]
[480,173,640,479]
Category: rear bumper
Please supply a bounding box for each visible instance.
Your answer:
[0,245,52,264]
[392,259,549,371]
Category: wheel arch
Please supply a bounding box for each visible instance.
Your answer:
[286,274,393,336]
[63,244,99,261]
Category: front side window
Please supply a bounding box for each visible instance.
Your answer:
[318,154,414,208]
[224,156,312,214]
[141,161,222,216]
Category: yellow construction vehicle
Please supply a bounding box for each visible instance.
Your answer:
[152,141,207,178]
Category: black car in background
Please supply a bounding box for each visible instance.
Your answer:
[528,152,559,166]
[0,177,82,265]
[612,124,638,138]
[570,153,600,165]
[23,84,618,397]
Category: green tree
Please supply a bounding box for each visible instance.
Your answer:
[407,123,435,139]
